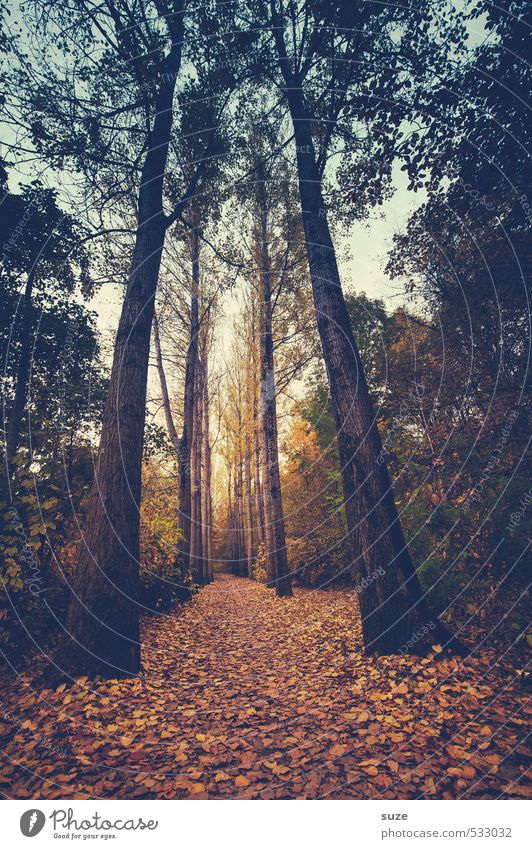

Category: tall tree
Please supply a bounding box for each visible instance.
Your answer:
[250,299,266,552]
[176,226,202,582]
[190,333,204,585]
[201,339,214,583]
[255,164,292,596]
[5,0,242,677]
[244,0,466,651]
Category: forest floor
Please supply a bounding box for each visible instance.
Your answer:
[0,574,530,799]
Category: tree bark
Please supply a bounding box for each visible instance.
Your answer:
[256,169,292,598]
[283,85,458,652]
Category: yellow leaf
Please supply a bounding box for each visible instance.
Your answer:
[189,782,206,794]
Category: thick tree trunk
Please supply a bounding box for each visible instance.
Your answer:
[256,173,292,597]
[177,231,201,580]
[54,214,168,678]
[51,51,183,678]
[152,309,180,456]
[285,90,458,652]
[5,267,35,469]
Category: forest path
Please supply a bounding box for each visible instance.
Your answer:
[1,575,529,799]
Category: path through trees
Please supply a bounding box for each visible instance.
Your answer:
[1,575,528,800]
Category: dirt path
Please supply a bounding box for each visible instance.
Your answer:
[0,575,529,799]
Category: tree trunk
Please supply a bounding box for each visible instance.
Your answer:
[230,462,242,574]
[201,349,212,582]
[190,344,204,585]
[253,412,265,550]
[153,309,180,456]
[244,429,254,577]
[207,488,213,581]
[226,469,236,573]
[177,230,201,580]
[236,425,247,577]
[256,170,292,597]
[251,297,265,551]
[242,351,255,577]
[284,89,458,652]
[51,50,184,678]
[5,267,36,469]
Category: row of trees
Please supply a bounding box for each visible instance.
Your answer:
[2,0,529,678]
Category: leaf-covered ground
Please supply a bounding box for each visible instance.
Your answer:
[1,575,530,799]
